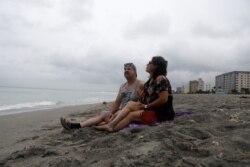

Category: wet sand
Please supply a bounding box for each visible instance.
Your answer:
[0,94,250,167]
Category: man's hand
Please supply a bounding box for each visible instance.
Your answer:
[104,112,113,123]
[108,113,114,120]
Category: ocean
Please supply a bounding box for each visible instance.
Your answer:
[0,86,116,116]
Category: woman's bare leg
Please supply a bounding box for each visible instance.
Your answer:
[96,110,143,132]
[112,110,143,132]
[109,101,140,126]
[95,101,140,130]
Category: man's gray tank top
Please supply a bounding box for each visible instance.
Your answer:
[119,80,140,109]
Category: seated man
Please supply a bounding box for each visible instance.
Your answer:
[60,63,144,130]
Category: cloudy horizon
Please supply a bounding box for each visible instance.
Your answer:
[0,0,249,91]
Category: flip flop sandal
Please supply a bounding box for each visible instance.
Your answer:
[60,117,71,130]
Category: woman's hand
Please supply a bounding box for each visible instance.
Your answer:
[126,101,144,111]
[137,103,145,110]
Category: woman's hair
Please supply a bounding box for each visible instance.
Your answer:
[151,56,168,79]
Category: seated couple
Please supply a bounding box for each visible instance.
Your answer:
[60,56,175,132]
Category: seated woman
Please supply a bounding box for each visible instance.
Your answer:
[95,56,175,132]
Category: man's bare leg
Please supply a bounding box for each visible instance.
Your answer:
[61,113,107,130]
[79,113,106,128]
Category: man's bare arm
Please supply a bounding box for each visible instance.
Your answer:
[110,93,121,114]
[137,80,144,97]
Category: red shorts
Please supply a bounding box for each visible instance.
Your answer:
[140,110,157,125]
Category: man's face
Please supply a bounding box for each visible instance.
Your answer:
[124,66,136,79]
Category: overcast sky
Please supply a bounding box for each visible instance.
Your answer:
[0,0,249,91]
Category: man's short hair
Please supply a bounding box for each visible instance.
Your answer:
[124,63,137,76]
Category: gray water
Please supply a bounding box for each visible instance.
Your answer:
[0,86,116,116]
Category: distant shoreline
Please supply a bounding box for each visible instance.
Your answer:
[0,101,111,117]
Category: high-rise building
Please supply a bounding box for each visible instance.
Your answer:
[215,71,250,93]
[182,84,190,93]
[197,78,204,91]
[205,84,212,92]
[176,87,182,94]
[189,80,199,93]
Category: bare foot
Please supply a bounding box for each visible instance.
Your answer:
[94,124,114,132]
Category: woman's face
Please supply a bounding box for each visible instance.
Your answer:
[146,60,155,73]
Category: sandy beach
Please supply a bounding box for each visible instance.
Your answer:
[0,94,250,167]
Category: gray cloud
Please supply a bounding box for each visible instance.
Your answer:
[192,22,250,39]
[62,0,93,23]
[157,36,250,87]
[192,22,234,38]
[0,0,92,32]
[124,13,170,39]
[48,48,129,85]
[0,0,250,91]
[236,43,250,66]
